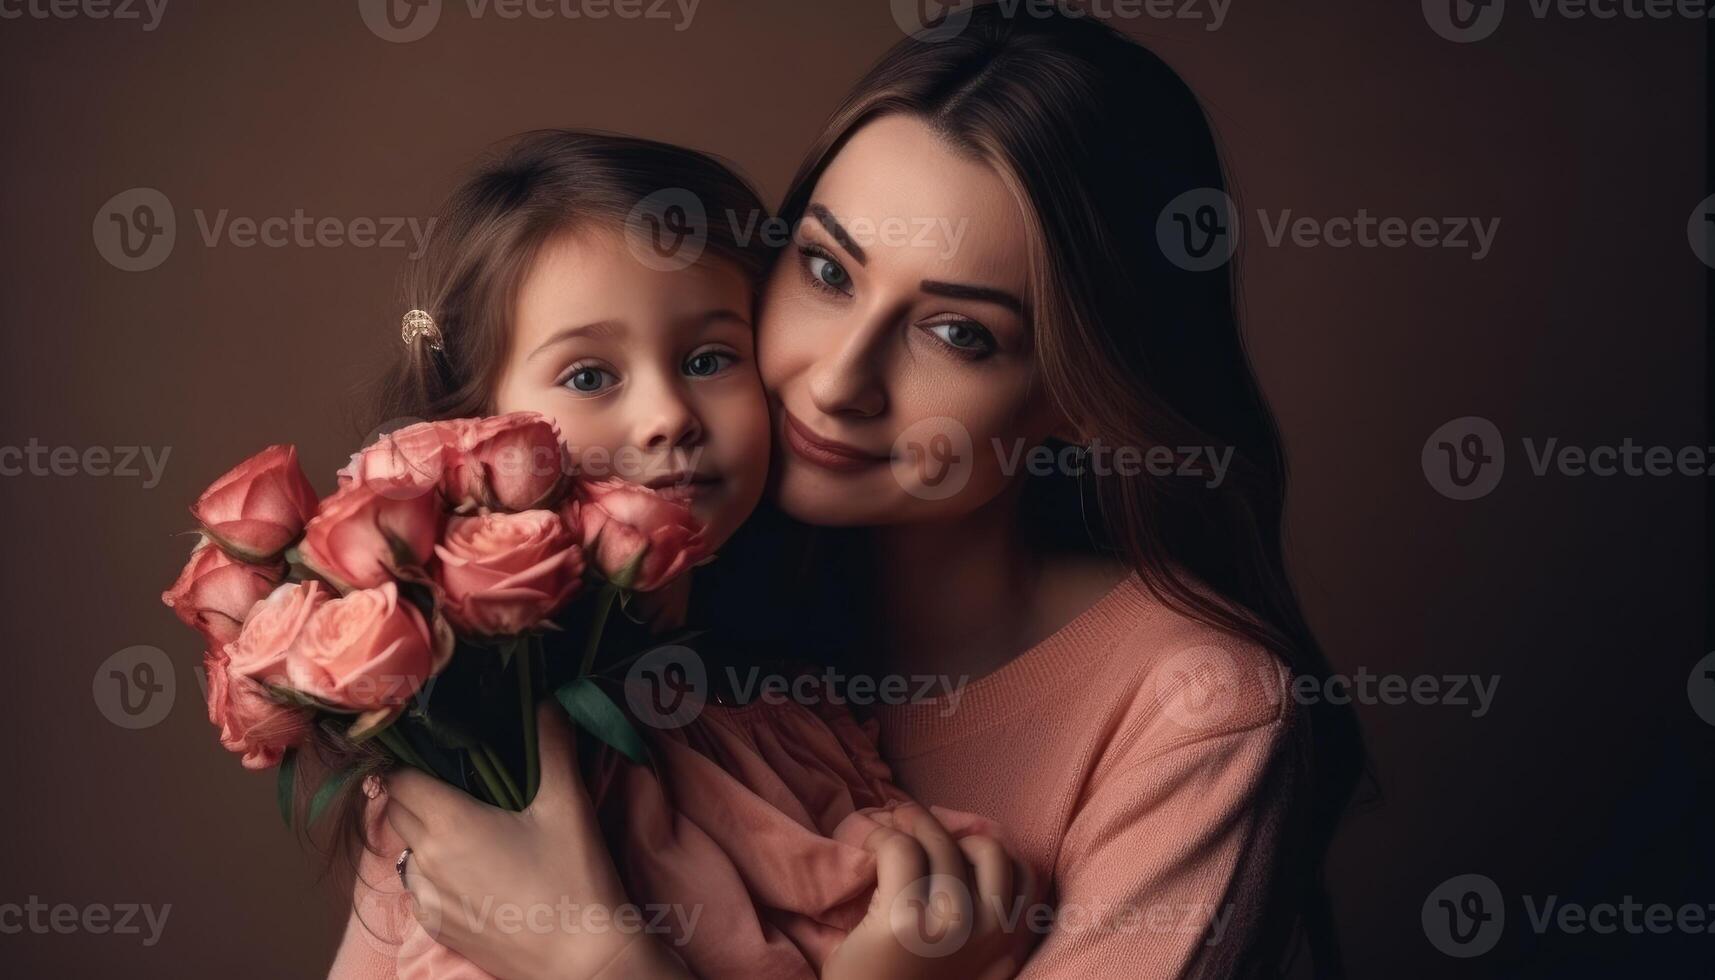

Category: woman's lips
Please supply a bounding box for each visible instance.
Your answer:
[781,411,889,474]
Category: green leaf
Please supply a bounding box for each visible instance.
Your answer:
[555,678,646,764]
[276,749,297,828]
[308,768,357,827]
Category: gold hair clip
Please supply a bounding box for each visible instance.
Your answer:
[401,309,443,351]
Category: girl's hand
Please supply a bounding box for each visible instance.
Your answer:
[383,703,689,980]
[822,804,1043,980]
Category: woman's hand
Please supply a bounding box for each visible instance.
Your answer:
[822,803,1043,980]
[383,703,689,980]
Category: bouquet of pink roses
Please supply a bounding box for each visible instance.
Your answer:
[160,412,705,820]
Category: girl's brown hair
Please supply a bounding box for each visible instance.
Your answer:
[772,5,1368,976]
[370,128,775,427]
[317,128,775,885]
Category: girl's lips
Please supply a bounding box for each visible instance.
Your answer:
[781,411,889,473]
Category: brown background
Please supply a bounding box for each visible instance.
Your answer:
[0,1,1707,976]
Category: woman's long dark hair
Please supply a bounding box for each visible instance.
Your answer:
[768,5,1368,975]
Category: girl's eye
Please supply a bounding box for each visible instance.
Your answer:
[801,248,852,295]
[561,365,616,394]
[683,350,735,378]
[926,320,997,357]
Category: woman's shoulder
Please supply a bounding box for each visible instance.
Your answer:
[1047,564,1295,770]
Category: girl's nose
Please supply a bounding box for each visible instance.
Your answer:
[637,387,703,451]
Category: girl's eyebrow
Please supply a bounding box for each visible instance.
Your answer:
[527,319,623,361]
[527,310,750,362]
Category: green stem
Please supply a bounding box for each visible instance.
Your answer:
[579,583,622,678]
[376,726,431,773]
[518,637,539,804]
[467,745,514,810]
[485,743,523,811]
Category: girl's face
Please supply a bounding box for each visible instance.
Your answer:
[493,226,770,550]
[758,114,1065,527]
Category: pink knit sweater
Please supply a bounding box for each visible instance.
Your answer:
[870,573,1300,978]
[327,573,1298,978]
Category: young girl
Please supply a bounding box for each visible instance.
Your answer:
[325,131,1038,979]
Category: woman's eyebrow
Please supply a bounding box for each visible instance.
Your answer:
[920,280,1024,314]
[527,319,623,361]
[807,203,867,265]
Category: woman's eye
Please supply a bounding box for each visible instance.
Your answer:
[926,320,996,356]
[803,250,852,294]
[683,351,734,378]
[561,365,616,394]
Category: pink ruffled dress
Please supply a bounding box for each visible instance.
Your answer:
[326,681,998,979]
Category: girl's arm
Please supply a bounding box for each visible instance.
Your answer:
[381,704,691,980]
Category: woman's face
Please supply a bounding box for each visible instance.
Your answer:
[493,226,770,550]
[758,114,1065,527]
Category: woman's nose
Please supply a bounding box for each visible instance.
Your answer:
[806,309,890,419]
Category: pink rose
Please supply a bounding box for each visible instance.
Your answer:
[161,540,286,646]
[338,420,463,502]
[190,444,319,561]
[228,580,330,685]
[299,481,443,592]
[434,510,585,635]
[205,648,311,770]
[568,479,707,591]
[285,582,435,711]
[445,413,571,512]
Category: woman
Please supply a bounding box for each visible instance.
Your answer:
[380,6,1365,978]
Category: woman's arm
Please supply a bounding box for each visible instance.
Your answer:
[381,704,691,980]
[1017,712,1298,979]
